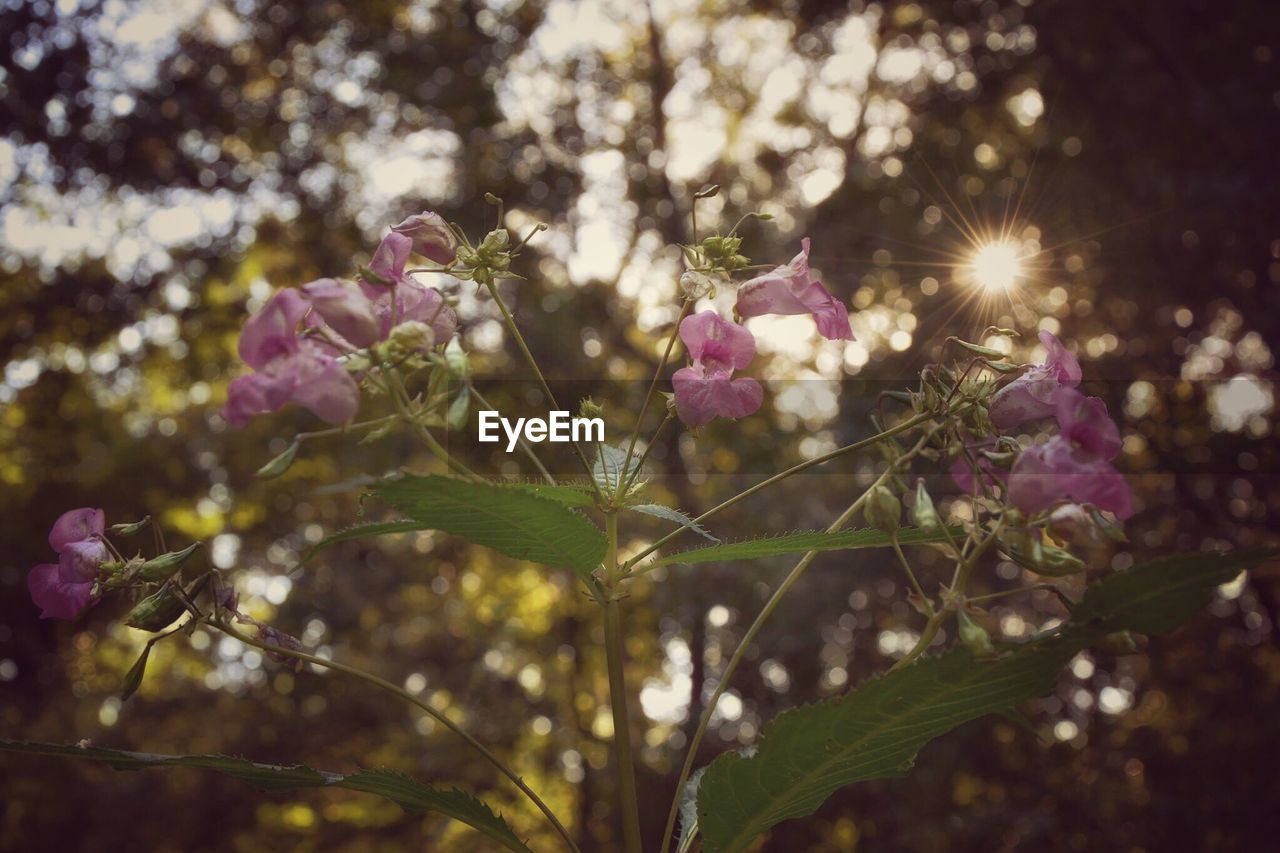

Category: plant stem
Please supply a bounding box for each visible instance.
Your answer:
[889,610,945,672]
[484,279,601,494]
[617,299,694,502]
[657,427,939,852]
[471,385,557,485]
[212,619,580,852]
[602,513,643,853]
[626,409,946,572]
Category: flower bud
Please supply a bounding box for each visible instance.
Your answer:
[126,574,209,632]
[137,542,202,583]
[444,337,470,379]
[957,609,996,656]
[110,518,151,536]
[120,644,151,701]
[679,270,724,300]
[479,228,511,255]
[911,479,940,531]
[388,320,436,355]
[579,397,605,419]
[391,211,458,265]
[255,441,300,480]
[865,485,901,534]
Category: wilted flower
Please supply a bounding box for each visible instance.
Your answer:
[671,310,763,428]
[29,508,106,620]
[1007,389,1133,518]
[224,290,361,426]
[735,238,853,341]
[679,269,727,300]
[391,211,458,265]
[360,232,459,344]
[988,330,1082,430]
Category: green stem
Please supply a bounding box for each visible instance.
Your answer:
[889,610,946,672]
[213,619,580,852]
[484,280,601,494]
[891,532,935,617]
[657,427,940,852]
[616,299,694,503]
[602,513,642,853]
[626,409,946,572]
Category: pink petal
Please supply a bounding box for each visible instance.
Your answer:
[28,563,95,621]
[734,239,851,340]
[679,310,756,371]
[672,365,763,428]
[391,211,458,265]
[301,278,382,348]
[238,289,308,370]
[222,369,297,427]
[58,538,108,583]
[1039,330,1082,386]
[48,508,105,552]
[1008,438,1133,519]
[368,231,412,284]
[1055,389,1122,460]
[288,353,360,424]
[394,282,459,345]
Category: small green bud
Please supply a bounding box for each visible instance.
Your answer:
[137,542,202,583]
[484,192,502,205]
[957,609,996,656]
[579,397,605,419]
[693,184,721,199]
[444,337,470,379]
[865,485,901,534]
[951,338,1010,359]
[110,518,151,536]
[1102,630,1139,653]
[479,228,510,254]
[388,320,436,355]
[1036,544,1087,576]
[120,644,151,701]
[911,480,940,531]
[255,441,300,480]
[126,574,210,632]
[446,387,470,431]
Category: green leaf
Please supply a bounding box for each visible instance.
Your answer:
[651,526,960,568]
[0,740,531,853]
[627,504,719,542]
[497,481,598,508]
[592,444,642,494]
[375,475,606,581]
[694,549,1276,852]
[301,520,428,564]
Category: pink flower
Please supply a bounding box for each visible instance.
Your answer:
[391,211,458,265]
[300,278,381,349]
[672,310,763,428]
[29,507,107,620]
[224,290,360,427]
[988,331,1082,430]
[1007,389,1133,519]
[735,238,853,341]
[360,232,459,345]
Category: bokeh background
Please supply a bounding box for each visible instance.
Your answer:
[3,0,1279,850]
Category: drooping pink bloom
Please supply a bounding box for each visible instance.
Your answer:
[391,211,458,265]
[360,232,459,345]
[224,290,360,426]
[300,278,381,348]
[988,330,1082,430]
[735,238,853,341]
[672,310,763,428]
[1007,389,1133,518]
[29,507,107,620]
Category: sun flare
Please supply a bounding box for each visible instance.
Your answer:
[968,241,1023,291]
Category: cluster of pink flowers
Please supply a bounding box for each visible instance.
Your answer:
[672,238,853,428]
[224,213,459,427]
[28,508,107,620]
[956,330,1133,520]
